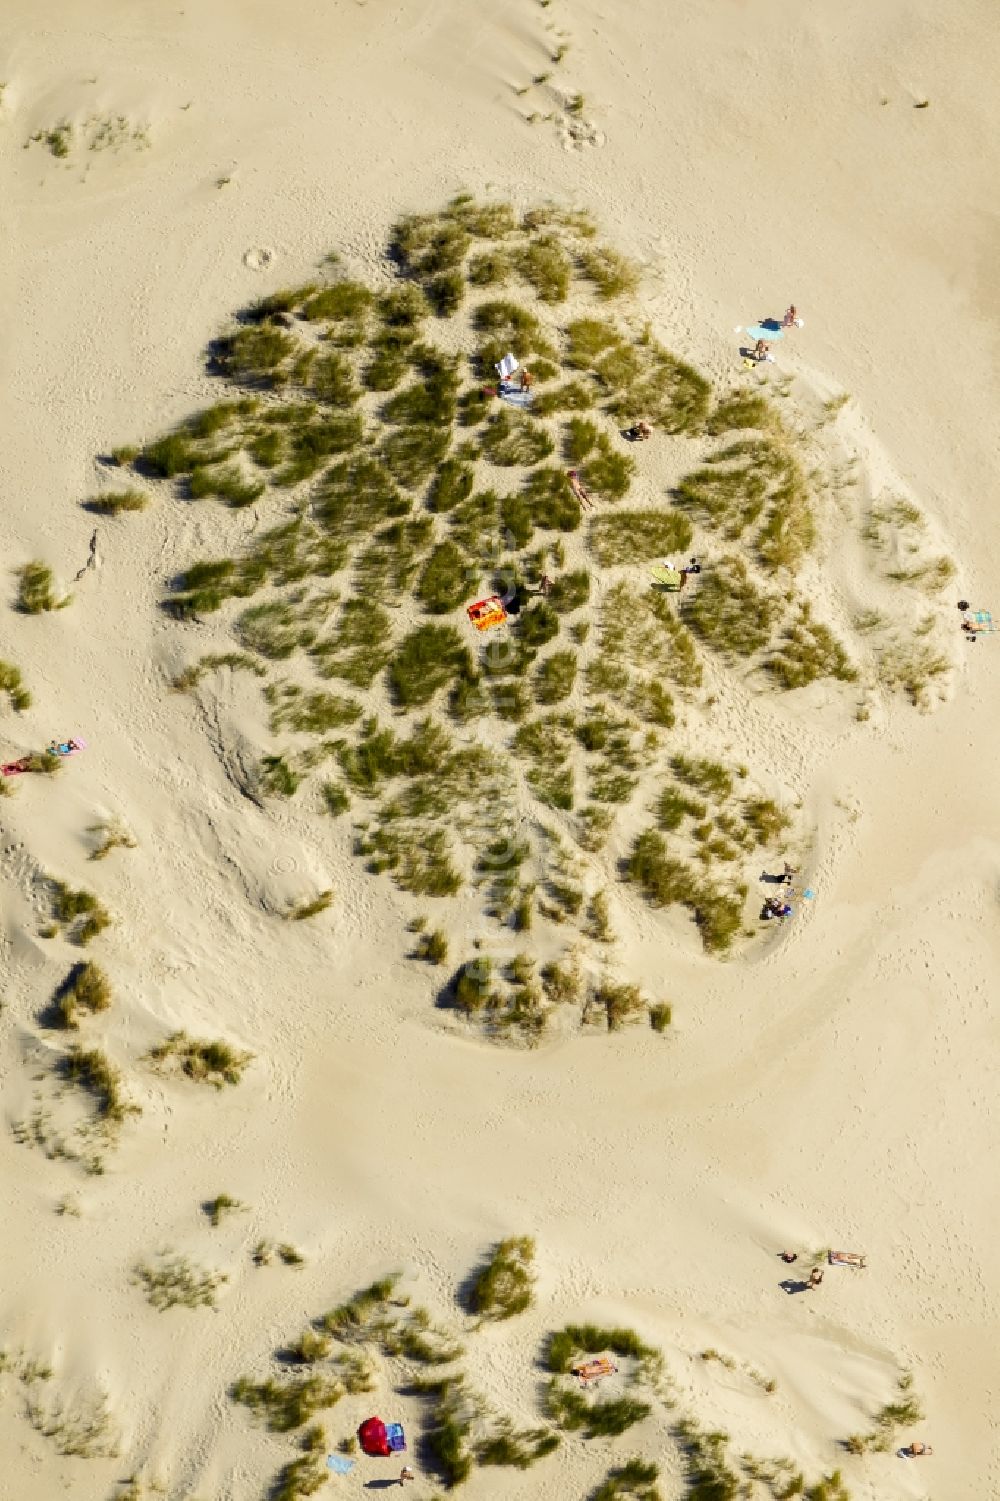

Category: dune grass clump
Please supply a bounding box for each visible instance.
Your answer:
[675,1421,742,1501]
[591,980,646,1031]
[84,488,148,516]
[204,1193,247,1227]
[465,1236,536,1320]
[284,890,334,920]
[533,648,577,704]
[414,1375,476,1487]
[135,1253,227,1311]
[767,605,857,689]
[260,754,303,797]
[214,324,297,386]
[682,556,780,658]
[269,1424,329,1501]
[705,390,775,435]
[16,561,67,614]
[0,659,31,712]
[267,684,360,734]
[146,1031,253,1087]
[389,624,472,707]
[592,1459,662,1501]
[545,1384,651,1438]
[58,1045,136,1125]
[479,409,554,467]
[579,248,640,300]
[520,234,572,302]
[232,1373,343,1432]
[49,881,112,946]
[414,927,449,963]
[588,510,693,567]
[88,817,138,861]
[49,962,111,1028]
[475,1419,560,1469]
[418,540,473,613]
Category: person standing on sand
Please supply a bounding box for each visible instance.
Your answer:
[808,1267,824,1288]
[399,1466,416,1484]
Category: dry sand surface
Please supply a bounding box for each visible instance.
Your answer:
[2,1,1000,1498]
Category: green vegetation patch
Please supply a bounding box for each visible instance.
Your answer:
[465,1235,536,1320]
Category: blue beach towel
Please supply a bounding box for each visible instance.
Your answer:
[327,1454,355,1475]
[387,1422,406,1452]
[745,321,785,342]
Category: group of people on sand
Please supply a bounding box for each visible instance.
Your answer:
[776,1250,932,1457]
[750,304,802,365]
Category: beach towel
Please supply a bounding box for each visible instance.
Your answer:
[500,388,533,409]
[745,321,785,342]
[969,610,997,632]
[651,565,683,590]
[387,1422,406,1452]
[1,758,33,777]
[326,1455,356,1475]
[467,595,507,631]
[572,1355,619,1386]
[829,1251,867,1267]
[496,352,519,380]
[48,737,86,757]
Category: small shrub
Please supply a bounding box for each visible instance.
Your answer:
[84,489,148,516]
[16,561,67,614]
[767,605,857,689]
[468,248,511,286]
[146,1031,254,1087]
[581,437,635,501]
[135,1253,227,1311]
[321,781,350,816]
[270,1424,329,1501]
[670,754,733,800]
[466,1235,536,1319]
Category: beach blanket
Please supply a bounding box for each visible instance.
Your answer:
[326,1455,356,1475]
[968,610,997,632]
[500,388,533,409]
[829,1251,867,1267]
[467,596,507,631]
[387,1422,406,1452]
[651,565,683,590]
[1,758,33,777]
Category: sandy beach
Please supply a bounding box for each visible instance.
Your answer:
[2,2,999,1499]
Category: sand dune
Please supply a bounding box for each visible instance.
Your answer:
[2,2,999,1499]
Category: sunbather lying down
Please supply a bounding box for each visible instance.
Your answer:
[567,469,593,507]
[624,421,651,441]
[572,1356,618,1385]
[829,1250,867,1267]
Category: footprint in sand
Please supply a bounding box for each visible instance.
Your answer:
[243,246,275,272]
